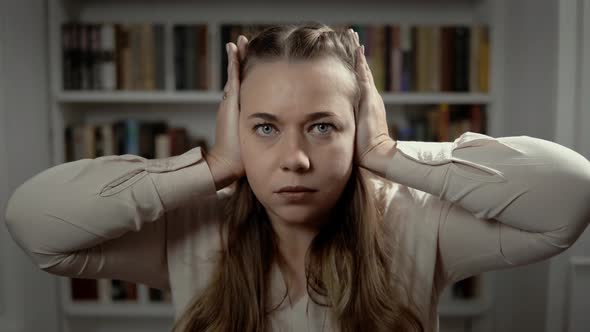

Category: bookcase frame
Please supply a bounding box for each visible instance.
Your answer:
[48,0,503,331]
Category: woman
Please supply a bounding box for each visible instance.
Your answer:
[4,23,590,332]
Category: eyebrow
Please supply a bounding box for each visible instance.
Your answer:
[247,111,339,122]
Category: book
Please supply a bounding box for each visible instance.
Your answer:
[111,279,138,302]
[71,278,98,301]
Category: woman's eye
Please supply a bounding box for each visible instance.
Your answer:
[253,123,277,136]
[311,123,335,135]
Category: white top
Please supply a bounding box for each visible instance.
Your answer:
[5,131,590,331]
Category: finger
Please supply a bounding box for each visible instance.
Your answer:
[237,35,248,62]
[224,42,240,105]
[359,45,376,88]
[348,28,360,47]
[355,45,371,85]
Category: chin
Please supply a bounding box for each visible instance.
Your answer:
[267,204,326,225]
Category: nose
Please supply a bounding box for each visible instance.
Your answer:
[279,132,311,172]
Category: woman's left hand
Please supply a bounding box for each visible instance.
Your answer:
[349,29,397,170]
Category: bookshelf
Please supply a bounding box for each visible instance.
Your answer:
[56,91,492,105]
[48,0,501,331]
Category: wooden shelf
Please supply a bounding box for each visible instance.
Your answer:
[570,256,590,266]
[63,302,174,318]
[60,275,491,319]
[62,299,489,318]
[438,298,491,317]
[55,91,491,105]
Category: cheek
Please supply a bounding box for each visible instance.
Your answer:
[239,139,270,198]
[311,138,354,188]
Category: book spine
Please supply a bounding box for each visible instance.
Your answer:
[453,27,470,92]
[71,23,82,90]
[185,26,196,90]
[219,25,231,90]
[71,278,98,301]
[61,23,73,90]
[174,26,186,90]
[400,25,414,92]
[100,124,115,156]
[140,23,156,90]
[80,24,91,90]
[90,24,102,90]
[130,25,141,90]
[98,279,112,304]
[155,133,171,159]
[82,124,96,159]
[430,26,441,92]
[125,119,139,155]
[198,26,209,89]
[391,25,402,92]
[440,27,454,92]
[100,24,116,90]
[469,25,480,92]
[478,27,490,92]
[154,25,165,90]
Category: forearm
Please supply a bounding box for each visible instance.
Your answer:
[4,147,218,263]
[360,139,398,179]
[203,150,242,191]
[375,132,590,236]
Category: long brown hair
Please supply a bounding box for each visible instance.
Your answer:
[171,22,425,332]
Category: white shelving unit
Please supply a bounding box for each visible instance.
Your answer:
[56,91,492,105]
[48,0,503,331]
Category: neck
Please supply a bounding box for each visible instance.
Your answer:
[267,212,323,302]
[270,216,319,268]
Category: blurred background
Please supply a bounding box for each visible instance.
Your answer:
[1,0,589,331]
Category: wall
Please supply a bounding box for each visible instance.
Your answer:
[0,1,60,332]
[1,1,586,332]
[546,0,590,331]
[492,0,559,332]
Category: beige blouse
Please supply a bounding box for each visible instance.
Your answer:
[5,131,590,331]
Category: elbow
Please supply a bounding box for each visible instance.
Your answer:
[4,184,60,270]
[4,184,33,249]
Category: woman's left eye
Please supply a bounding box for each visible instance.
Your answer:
[311,123,335,135]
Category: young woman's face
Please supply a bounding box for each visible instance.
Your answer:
[239,57,357,226]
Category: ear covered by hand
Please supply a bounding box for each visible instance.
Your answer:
[348,29,396,168]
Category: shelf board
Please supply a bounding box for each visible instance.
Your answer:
[55,91,491,105]
[381,92,490,104]
[64,302,174,318]
[570,256,590,266]
[62,299,489,319]
[438,298,491,317]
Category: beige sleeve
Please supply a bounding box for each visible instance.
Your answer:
[4,147,217,290]
[386,132,590,284]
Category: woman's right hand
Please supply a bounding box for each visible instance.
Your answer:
[205,35,249,190]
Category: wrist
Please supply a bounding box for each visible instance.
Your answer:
[204,149,241,191]
[360,139,397,178]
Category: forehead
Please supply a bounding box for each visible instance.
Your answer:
[240,57,356,119]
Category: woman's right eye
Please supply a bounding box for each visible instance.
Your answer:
[253,123,277,137]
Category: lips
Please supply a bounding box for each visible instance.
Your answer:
[276,185,317,193]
